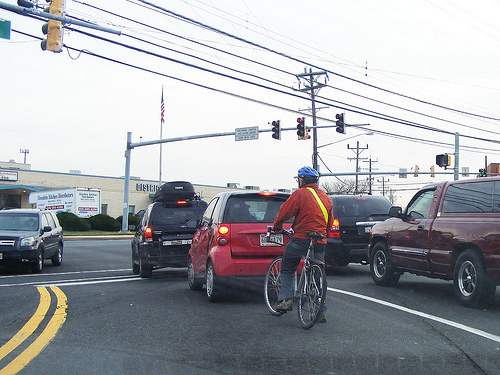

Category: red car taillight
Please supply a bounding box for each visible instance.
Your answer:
[216,225,229,246]
[329,218,340,238]
[144,226,153,241]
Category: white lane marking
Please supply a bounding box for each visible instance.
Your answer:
[329,287,500,344]
[1,274,139,287]
[0,269,132,280]
[37,277,144,287]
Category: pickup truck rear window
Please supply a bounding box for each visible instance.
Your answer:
[443,181,494,213]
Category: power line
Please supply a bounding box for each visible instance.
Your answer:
[72,1,500,139]
[129,0,500,122]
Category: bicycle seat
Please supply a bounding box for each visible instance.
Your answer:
[308,232,324,240]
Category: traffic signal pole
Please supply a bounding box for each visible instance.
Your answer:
[0,1,121,35]
[121,122,364,231]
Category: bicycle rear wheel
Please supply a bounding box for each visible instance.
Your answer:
[297,263,326,329]
[264,257,284,316]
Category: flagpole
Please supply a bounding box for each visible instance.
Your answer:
[159,86,164,188]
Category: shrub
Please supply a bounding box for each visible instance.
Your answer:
[57,212,91,231]
[116,214,140,230]
[87,214,121,231]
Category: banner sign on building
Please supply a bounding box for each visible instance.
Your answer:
[29,188,101,218]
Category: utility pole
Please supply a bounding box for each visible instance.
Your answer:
[454,132,459,181]
[377,176,389,196]
[295,68,327,172]
[348,141,368,194]
[159,86,165,187]
[362,157,378,195]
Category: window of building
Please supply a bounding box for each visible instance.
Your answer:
[101,204,108,215]
[0,193,21,209]
[128,205,135,215]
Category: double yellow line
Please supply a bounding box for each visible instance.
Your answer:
[0,286,67,375]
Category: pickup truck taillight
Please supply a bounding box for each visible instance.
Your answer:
[144,227,153,242]
[329,218,340,238]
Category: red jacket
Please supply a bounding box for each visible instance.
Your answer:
[273,183,333,244]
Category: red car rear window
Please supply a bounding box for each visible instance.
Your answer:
[223,196,290,223]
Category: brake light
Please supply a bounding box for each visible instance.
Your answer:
[217,225,229,246]
[259,191,276,196]
[329,218,340,238]
[177,200,187,205]
[144,227,153,241]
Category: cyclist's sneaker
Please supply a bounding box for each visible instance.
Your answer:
[276,299,293,312]
[317,312,327,323]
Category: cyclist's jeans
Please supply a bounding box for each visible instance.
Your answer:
[278,238,326,311]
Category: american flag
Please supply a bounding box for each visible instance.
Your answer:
[160,88,165,124]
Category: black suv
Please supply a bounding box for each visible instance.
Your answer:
[131,182,208,278]
[325,195,392,267]
[0,209,64,273]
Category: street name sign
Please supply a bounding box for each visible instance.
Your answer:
[235,126,259,141]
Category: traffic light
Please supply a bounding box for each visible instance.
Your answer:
[271,120,281,140]
[436,154,451,168]
[303,125,310,140]
[414,165,419,177]
[430,165,435,178]
[296,117,305,140]
[17,0,34,7]
[478,168,487,177]
[41,0,65,52]
[335,113,345,134]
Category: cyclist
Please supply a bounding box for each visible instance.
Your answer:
[272,166,333,322]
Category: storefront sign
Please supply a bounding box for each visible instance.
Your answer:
[0,170,18,181]
[136,183,159,192]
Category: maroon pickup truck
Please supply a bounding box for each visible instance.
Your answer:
[368,177,500,308]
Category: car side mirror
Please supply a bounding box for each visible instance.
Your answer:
[42,226,52,233]
[388,206,403,218]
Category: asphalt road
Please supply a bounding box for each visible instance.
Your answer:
[1,240,500,375]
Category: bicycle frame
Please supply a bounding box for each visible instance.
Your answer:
[264,226,326,329]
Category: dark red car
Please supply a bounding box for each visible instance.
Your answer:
[368,178,500,308]
[187,190,291,301]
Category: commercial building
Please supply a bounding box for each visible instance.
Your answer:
[0,161,235,217]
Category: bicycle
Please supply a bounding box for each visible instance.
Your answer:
[264,226,327,329]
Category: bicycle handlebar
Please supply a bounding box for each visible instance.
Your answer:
[266,225,293,242]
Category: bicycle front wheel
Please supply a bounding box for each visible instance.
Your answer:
[297,263,326,329]
[264,257,284,316]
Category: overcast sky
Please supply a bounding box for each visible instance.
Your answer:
[1,0,499,204]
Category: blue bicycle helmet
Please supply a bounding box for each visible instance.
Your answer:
[295,166,319,179]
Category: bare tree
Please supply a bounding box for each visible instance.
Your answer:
[321,178,369,195]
